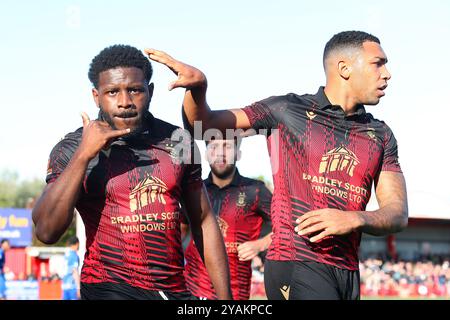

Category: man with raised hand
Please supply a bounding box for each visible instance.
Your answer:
[33,44,232,300]
[146,30,408,300]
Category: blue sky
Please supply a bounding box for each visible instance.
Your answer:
[1,0,449,216]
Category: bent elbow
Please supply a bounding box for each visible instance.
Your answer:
[35,227,60,245]
[393,214,408,233]
[399,215,409,231]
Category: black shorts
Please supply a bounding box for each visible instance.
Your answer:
[81,282,198,300]
[264,260,360,300]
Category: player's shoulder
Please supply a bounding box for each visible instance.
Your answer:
[239,175,266,188]
[150,115,185,140]
[258,92,318,110]
[364,112,395,133]
[51,127,83,152]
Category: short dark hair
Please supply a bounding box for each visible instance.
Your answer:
[1,239,10,245]
[205,137,242,150]
[88,44,153,88]
[323,31,380,63]
[67,236,79,246]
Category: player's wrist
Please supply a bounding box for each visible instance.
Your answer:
[73,147,95,163]
[352,211,366,231]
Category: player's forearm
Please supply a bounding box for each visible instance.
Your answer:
[33,150,89,244]
[357,201,408,236]
[182,84,214,133]
[201,215,232,300]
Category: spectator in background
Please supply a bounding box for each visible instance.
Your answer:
[0,239,11,300]
[182,138,272,300]
[62,236,80,300]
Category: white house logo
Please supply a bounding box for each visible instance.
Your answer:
[319,146,359,177]
[129,175,168,212]
[217,217,229,238]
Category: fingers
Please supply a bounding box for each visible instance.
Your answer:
[81,112,90,128]
[168,80,179,91]
[144,48,172,65]
[295,222,327,237]
[238,248,255,261]
[239,252,256,261]
[310,230,331,243]
[238,243,258,261]
[296,215,322,232]
[296,210,319,225]
[107,127,131,139]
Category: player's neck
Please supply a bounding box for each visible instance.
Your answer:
[324,85,360,115]
[211,170,236,189]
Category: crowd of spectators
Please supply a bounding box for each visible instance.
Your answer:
[250,254,450,299]
[360,255,450,298]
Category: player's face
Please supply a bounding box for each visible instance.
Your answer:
[2,241,10,251]
[207,140,238,178]
[93,67,153,133]
[350,41,391,105]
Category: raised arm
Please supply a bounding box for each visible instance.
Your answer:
[183,184,232,300]
[295,171,408,242]
[32,113,130,244]
[145,49,251,135]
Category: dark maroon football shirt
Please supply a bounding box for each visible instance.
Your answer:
[46,112,202,292]
[184,170,272,300]
[242,87,402,270]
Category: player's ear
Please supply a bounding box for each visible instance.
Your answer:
[148,83,154,101]
[92,88,100,108]
[236,149,241,162]
[338,60,351,80]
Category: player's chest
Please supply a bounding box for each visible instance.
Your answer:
[83,142,185,197]
[209,187,259,224]
[279,112,385,179]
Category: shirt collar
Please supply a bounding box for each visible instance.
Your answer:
[109,112,154,146]
[315,86,366,117]
[205,168,242,189]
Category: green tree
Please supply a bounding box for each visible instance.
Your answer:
[15,178,45,208]
[0,170,19,207]
[0,169,76,247]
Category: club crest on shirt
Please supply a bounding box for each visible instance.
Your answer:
[319,145,360,177]
[236,192,246,207]
[306,110,317,120]
[129,174,167,212]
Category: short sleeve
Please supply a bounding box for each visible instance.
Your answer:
[180,135,203,190]
[381,125,402,173]
[242,96,286,132]
[46,132,80,184]
[256,183,272,222]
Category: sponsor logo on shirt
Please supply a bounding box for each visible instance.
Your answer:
[129,175,167,212]
[217,216,228,238]
[319,145,359,177]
